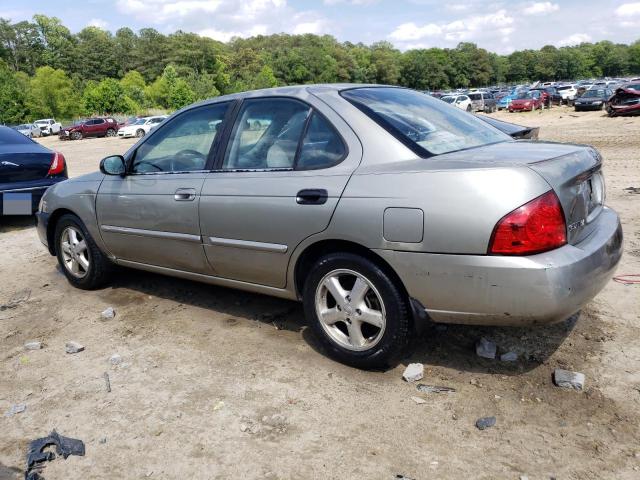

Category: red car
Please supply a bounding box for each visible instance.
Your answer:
[508,91,543,112]
[59,117,119,140]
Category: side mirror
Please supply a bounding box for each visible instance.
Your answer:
[100,155,126,176]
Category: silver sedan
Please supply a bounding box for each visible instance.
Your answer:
[35,85,622,368]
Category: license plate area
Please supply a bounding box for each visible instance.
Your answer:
[2,192,32,215]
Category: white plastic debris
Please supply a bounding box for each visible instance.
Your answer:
[476,337,497,359]
[101,307,116,319]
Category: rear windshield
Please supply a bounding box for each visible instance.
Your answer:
[341,87,510,156]
[583,89,606,97]
[441,96,455,104]
[468,93,481,100]
[556,85,573,91]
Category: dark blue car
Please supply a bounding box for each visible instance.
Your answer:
[0,126,67,215]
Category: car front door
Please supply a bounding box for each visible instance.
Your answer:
[199,96,362,288]
[96,102,232,273]
[90,119,104,137]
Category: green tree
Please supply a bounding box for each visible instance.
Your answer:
[0,60,27,123]
[120,70,146,106]
[167,79,195,109]
[83,78,136,114]
[27,66,79,119]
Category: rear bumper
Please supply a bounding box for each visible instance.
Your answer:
[376,207,623,326]
[0,185,54,215]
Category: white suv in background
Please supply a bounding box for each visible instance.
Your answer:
[34,118,62,136]
[117,116,167,138]
[555,85,577,103]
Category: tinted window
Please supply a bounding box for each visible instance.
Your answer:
[95,119,105,124]
[223,98,310,170]
[342,87,510,156]
[468,93,481,100]
[132,103,229,173]
[296,113,346,170]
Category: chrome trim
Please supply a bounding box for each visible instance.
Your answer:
[207,236,288,253]
[1,185,48,193]
[101,225,201,243]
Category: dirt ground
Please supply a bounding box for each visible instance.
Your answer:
[1,106,639,480]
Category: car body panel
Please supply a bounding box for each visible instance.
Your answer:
[36,84,622,327]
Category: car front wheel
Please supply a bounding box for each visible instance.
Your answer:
[136,129,145,138]
[55,214,113,289]
[303,252,411,369]
[70,131,82,140]
[106,128,116,137]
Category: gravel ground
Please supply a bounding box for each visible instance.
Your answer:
[1,106,639,479]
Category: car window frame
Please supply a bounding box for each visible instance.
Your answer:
[127,101,236,176]
[212,96,348,173]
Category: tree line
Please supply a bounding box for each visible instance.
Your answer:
[1,14,639,124]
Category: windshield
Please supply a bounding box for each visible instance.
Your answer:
[516,92,534,99]
[583,89,605,97]
[441,96,455,104]
[16,124,30,129]
[341,87,510,156]
[133,118,147,125]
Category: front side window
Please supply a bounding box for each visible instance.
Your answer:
[296,113,346,170]
[132,103,229,173]
[223,98,311,170]
[342,87,510,156]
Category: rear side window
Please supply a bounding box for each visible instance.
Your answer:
[296,113,346,170]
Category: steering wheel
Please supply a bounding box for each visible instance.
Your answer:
[172,149,206,171]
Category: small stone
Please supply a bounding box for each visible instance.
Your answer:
[5,403,26,417]
[402,363,424,382]
[101,307,116,319]
[99,437,107,444]
[213,401,225,411]
[410,396,427,404]
[475,416,496,430]
[65,341,84,354]
[553,369,585,390]
[240,423,248,432]
[500,351,518,362]
[476,337,497,359]
[520,476,529,480]
[24,341,43,350]
[109,354,122,365]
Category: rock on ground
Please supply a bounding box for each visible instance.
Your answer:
[553,369,586,390]
[402,363,424,382]
[476,416,497,430]
[24,341,43,350]
[101,307,116,319]
[65,341,85,354]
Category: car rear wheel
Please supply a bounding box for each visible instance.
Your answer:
[106,128,116,137]
[136,129,145,138]
[55,214,113,290]
[303,253,411,369]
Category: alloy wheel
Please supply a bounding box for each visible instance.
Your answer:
[315,269,386,351]
[60,226,90,278]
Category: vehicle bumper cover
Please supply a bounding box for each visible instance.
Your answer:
[35,210,53,253]
[376,207,622,326]
[1,186,52,215]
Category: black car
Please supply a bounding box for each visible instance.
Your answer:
[574,88,613,111]
[0,126,67,215]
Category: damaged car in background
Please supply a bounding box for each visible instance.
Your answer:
[607,82,640,116]
[35,85,622,369]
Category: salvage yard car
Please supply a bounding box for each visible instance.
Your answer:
[509,90,544,112]
[35,85,622,368]
[574,88,613,111]
[59,117,119,140]
[440,94,472,111]
[13,123,42,138]
[1,126,67,215]
[117,116,167,138]
[34,118,62,136]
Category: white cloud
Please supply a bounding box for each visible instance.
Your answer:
[87,18,109,29]
[293,21,324,35]
[389,10,515,48]
[615,2,640,16]
[558,33,591,46]
[522,2,559,15]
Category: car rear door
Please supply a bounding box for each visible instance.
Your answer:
[96,102,232,273]
[199,95,362,288]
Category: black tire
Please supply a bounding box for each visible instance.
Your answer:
[136,129,145,138]
[302,252,411,369]
[106,128,116,137]
[466,105,472,112]
[70,131,82,140]
[54,214,113,290]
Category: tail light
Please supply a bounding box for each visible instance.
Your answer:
[489,190,566,255]
[48,152,66,176]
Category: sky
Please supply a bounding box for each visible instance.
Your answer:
[1,0,639,54]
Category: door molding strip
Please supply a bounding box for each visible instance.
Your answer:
[101,225,201,243]
[207,236,288,253]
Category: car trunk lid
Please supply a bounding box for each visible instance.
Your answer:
[0,150,53,185]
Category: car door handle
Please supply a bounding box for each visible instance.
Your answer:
[296,189,328,205]
[174,188,196,201]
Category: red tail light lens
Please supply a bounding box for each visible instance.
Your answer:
[48,152,65,176]
[489,190,567,255]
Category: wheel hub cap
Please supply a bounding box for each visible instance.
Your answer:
[60,226,90,279]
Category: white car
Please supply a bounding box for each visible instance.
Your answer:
[555,84,577,103]
[13,123,42,138]
[34,118,62,136]
[117,116,167,138]
[441,94,472,111]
